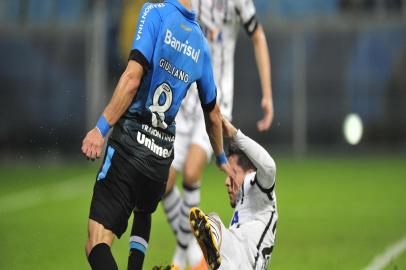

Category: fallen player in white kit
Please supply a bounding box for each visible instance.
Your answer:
[189,118,278,270]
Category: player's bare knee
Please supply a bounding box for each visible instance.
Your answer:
[164,167,177,194]
[87,219,115,251]
[183,166,202,185]
[183,144,207,184]
[164,177,176,195]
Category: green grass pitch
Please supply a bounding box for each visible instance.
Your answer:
[0,155,405,270]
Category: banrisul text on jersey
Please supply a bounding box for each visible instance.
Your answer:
[164,29,201,63]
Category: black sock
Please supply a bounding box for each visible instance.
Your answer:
[88,243,118,270]
[127,211,152,270]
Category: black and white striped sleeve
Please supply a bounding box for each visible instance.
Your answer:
[234,0,259,36]
[232,130,276,188]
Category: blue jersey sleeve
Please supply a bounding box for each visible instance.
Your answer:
[130,3,162,70]
[197,42,217,112]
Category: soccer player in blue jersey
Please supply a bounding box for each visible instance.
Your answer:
[81,1,234,270]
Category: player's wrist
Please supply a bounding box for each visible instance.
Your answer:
[216,151,228,166]
[95,115,110,138]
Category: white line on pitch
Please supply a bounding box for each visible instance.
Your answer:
[362,236,406,270]
[0,175,92,214]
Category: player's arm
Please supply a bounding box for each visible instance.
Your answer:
[202,101,235,177]
[82,3,159,160]
[223,118,276,188]
[203,103,224,163]
[236,0,274,131]
[104,62,144,125]
[251,25,274,131]
[197,43,233,177]
[81,60,144,160]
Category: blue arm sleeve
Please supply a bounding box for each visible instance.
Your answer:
[197,42,217,112]
[130,3,161,69]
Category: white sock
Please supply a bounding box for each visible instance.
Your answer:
[162,186,182,235]
[187,238,205,267]
[177,182,200,249]
[172,245,187,270]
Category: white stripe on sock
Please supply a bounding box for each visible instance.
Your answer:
[129,236,148,249]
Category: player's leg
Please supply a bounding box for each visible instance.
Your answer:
[127,167,167,270]
[173,144,208,268]
[161,113,193,269]
[162,112,190,239]
[177,144,207,246]
[162,166,181,235]
[86,145,135,270]
[128,135,186,269]
[127,211,151,270]
[86,219,117,270]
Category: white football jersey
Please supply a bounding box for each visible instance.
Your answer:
[228,130,277,270]
[191,0,258,119]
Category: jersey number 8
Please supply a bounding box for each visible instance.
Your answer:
[149,82,173,129]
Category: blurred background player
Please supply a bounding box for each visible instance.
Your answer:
[81,0,234,269]
[153,0,274,269]
[189,117,277,270]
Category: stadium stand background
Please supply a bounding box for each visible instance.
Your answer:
[0,0,405,160]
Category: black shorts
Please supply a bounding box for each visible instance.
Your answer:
[89,144,167,238]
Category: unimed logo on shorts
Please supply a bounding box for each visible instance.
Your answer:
[136,131,172,158]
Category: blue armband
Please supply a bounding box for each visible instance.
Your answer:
[96,115,110,137]
[216,152,227,166]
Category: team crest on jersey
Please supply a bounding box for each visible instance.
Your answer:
[231,211,239,225]
[180,24,192,32]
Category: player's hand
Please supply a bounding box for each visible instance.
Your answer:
[81,128,105,161]
[257,96,274,132]
[208,28,220,42]
[222,117,238,138]
[218,162,232,176]
[225,173,240,205]
[229,175,240,197]
[219,162,239,191]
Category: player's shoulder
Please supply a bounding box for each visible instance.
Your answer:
[139,2,167,20]
[140,2,166,11]
[192,23,208,42]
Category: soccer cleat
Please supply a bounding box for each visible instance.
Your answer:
[189,207,221,270]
